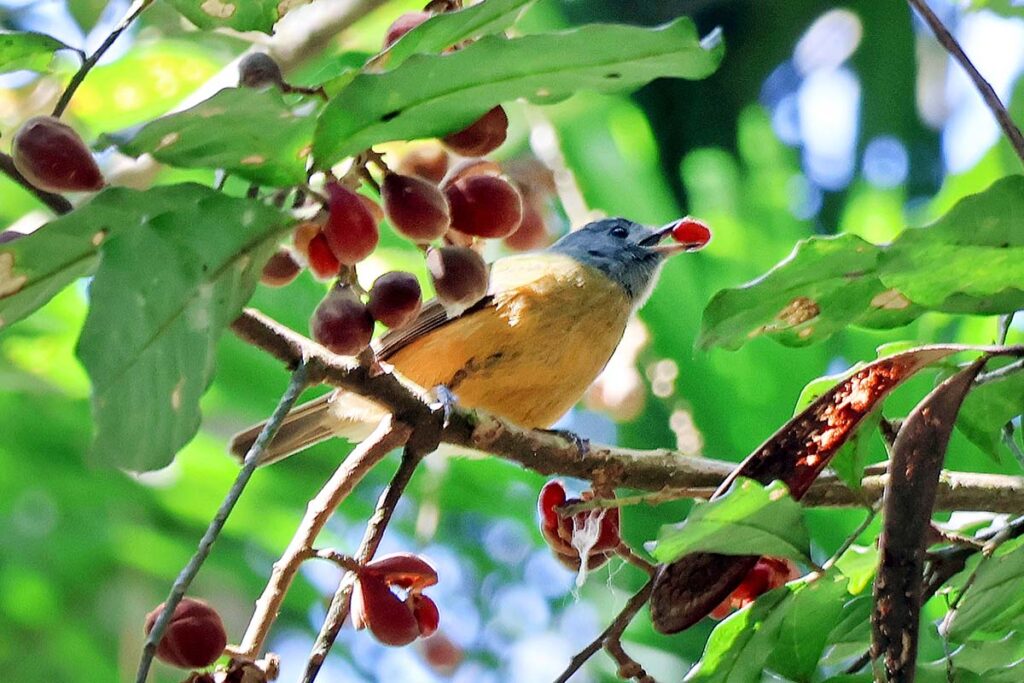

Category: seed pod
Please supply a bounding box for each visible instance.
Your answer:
[426,246,489,317]
[12,116,104,193]
[238,52,283,89]
[260,248,302,287]
[445,174,523,239]
[382,173,450,243]
[310,286,374,355]
[323,181,379,265]
[441,106,508,157]
[143,598,227,670]
[367,271,422,329]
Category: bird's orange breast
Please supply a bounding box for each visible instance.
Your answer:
[388,253,632,428]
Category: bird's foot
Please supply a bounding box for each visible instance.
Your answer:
[541,428,590,459]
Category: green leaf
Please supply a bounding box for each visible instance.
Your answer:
[314,18,723,166]
[103,87,317,187]
[955,365,1024,460]
[378,0,535,70]
[768,572,850,682]
[834,545,879,595]
[165,0,310,34]
[650,479,811,564]
[944,537,1024,642]
[880,176,1024,314]
[685,585,791,683]
[699,234,920,350]
[75,184,289,470]
[952,631,1024,675]
[828,594,873,644]
[0,31,70,74]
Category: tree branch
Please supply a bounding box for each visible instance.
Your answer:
[136,362,310,683]
[908,0,1024,165]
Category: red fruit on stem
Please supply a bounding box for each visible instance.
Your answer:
[143,598,227,669]
[670,217,712,250]
[323,181,379,265]
[260,249,302,287]
[306,231,341,280]
[310,286,374,355]
[410,594,440,637]
[440,158,502,188]
[384,11,431,49]
[425,246,489,316]
[367,271,423,329]
[397,145,449,184]
[351,572,422,646]
[12,115,104,193]
[362,552,439,591]
[537,481,620,565]
[445,174,523,239]
[382,173,450,243]
[441,106,509,157]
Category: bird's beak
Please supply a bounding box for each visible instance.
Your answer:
[641,220,711,256]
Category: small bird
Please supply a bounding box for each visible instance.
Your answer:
[231,217,708,465]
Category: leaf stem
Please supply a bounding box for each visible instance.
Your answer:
[134,361,309,683]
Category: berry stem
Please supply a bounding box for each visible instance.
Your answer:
[135,362,310,683]
[52,0,155,118]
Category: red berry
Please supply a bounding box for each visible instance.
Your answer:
[397,145,449,184]
[670,217,712,250]
[441,106,508,157]
[384,11,431,49]
[352,572,421,646]
[503,201,549,251]
[323,181,379,265]
[306,231,341,280]
[143,598,227,670]
[382,173,450,243]
[310,286,374,355]
[425,246,489,316]
[410,594,440,637]
[12,115,104,193]
[260,248,302,287]
[440,158,502,188]
[445,175,523,239]
[367,271,422,329]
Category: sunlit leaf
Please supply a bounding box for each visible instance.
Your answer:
[0,31,70,74]
[768,572,850,682]
[944,537,1024,642]
[166,0,311,34]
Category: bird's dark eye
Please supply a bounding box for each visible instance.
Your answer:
[610,225,629,239]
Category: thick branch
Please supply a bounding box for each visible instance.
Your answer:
[231,309,1024,514]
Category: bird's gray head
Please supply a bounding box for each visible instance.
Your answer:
[549,217,703,307]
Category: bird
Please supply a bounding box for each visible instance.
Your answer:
[230,217,708,465]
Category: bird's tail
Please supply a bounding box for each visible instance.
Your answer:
[229,391,386,466]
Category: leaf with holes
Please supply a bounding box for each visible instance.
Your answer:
[314,18,723,166]
[103,87,317,187]
[75,184,289,470]
[650,479,811,564]
[165,0,310,34]
[0,31,70,74]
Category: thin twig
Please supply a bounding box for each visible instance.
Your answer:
[908,0,1024,165]
[52,0,154,118]
[302,444,428,683]
[136,362,309,683]
[0,152,73,215]
[822,500,881,572]
[976,357,1024,385]
[553,580,654,683]
[235,417,411,658]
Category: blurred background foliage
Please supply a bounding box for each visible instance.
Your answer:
[2,0,1024,681]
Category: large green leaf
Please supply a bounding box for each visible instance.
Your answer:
[699,234,920,350]
[104,87,317,187]
[650,479,811,564]
[377,0,535,69]
[75,184,289,471]
[944,537,1024,642]
[314,18,723,166]
[767,572,850,682]
[0,31,70,74]
[880,175,1024,313]
[954,366,1024,460]
[165,0,310,34]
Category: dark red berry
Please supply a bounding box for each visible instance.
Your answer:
[367,271,422,329]
[306,231,341,280]
[440,158,502,188]
[12,115,104,193]
[397,145,449,184]
[310,286,374,355]
[238,52,283,89]
[445,174,523,239]
[425,246,489,316]
[384,11,431,49]
[441,106,508,157]
[352,572,421,646]
[323,181,379,265]
[260,249,302,287]
[382,173,450,243]
[670,217,712,250]
[143,598,227,670]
